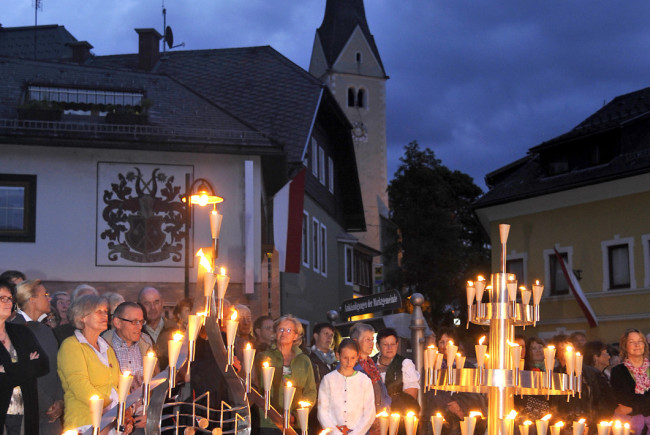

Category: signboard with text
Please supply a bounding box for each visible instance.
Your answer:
[340,290,402,318]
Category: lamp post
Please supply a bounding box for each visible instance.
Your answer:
[182,174,223,298]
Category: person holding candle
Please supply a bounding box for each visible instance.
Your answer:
[257,314,317,435]
[57,294,134,433]
[12,280,64,435]
[611,328,650,435]
[0,278,49,435]
[308,323,338,435]
[549,335,592,425]
[318,338,375,435]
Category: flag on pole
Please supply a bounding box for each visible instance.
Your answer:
[554,248,598,328]
[273,169,306,273]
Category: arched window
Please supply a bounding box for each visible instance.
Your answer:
[347,88,355,107]
[357,88,365,108]
[356,52,362,63]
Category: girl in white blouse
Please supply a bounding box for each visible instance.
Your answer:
[318,338,376,435]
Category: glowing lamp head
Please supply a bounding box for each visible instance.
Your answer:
[479,336,486,345]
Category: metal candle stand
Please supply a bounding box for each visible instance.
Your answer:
[425,224,580,435]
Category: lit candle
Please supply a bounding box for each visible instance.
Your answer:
[597,421,612,435]
[476,336,487,368]
[435,352,444,370]
[187,314,202,363]
[424,345,435,370]
[143,351,157,384]
[551,422,565,435]
[521,286,532,305]
[509,341,522,371]
[296,401,311,435]
[446,340,458,368]
[455,352,466,370]
[544,346,556,372]
[532,280,544,304]
[118,371,133,403]
[262,361,275,393]
[431,413,445,435]
[536,414,552,435]
[573,419,586,435]
[225,309,238,347]
[500,411,517,435]
[566,346,575,376]
[507,275,518,302]
[520,421,533,435]
[243,343,256,377]
[612,421,623,435]
[283,380,296,411]
[467,411,482,435]
[466,281,476,327]
[389,413,401,435]
[623,422,630,435]
[404,411,419,435]
[168,332,184,370]
[216,267,230,300]
[89,395,104,433]
[210,208,223,240]
[576,352,583,377]
[476,276,486,304]
[377,410,390,435]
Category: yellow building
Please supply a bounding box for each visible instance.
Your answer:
[474,87,650,344]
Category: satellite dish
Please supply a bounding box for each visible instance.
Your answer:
[165,26,173,49]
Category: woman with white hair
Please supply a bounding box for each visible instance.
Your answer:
[57,294,133,433]
[257,314,316,435]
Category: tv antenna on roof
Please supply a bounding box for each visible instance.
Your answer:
[32,0,43,59]
[162,1,185,56]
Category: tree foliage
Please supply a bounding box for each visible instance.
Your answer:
[386,141,490,325]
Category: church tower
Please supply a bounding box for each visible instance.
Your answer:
[310,0,389,290]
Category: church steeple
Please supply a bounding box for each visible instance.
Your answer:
[315,0,385,76]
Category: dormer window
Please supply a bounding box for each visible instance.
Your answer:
[27,86,144,107]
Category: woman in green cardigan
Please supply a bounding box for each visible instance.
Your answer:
[258,314,317,435]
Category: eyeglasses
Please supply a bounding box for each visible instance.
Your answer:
[278,327,294,334]
[629,341,646,347]
[0,296,14,304]
[117,317,146,326]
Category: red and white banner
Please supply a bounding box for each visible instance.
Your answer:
[273,169,306,273]
[554,248,598,328]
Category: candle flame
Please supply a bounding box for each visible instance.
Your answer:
[469,411,483,418]
[428,345,436,349]
[90,394,100,400]
[147,351,155,357]
[614,421,622,428]
[507,340,519,347]
[508,274,516,281]
[479,336,485,345]
[542,414,552,421]
[391,413,401,418]
[286,381,292,388]
[319,429,331,435]
[547,345,555,350]
[123,370,131,377]
[63,431,79,435]
[555,422,564,428]
[477,275,485,281]
[576,352,581,357]
[406,411,416,417]
[624,423,630,429]
[578,419,586,424]
[436,412,443,418]
[524,421,533,426]
[173,332,183,341]
[507,410,517,419]
[449,340,454,346]
[456,352,461,357]
[220,267,226,276]
[263,361,269,368]
[485,354,489,359]
[298,401,311,408]
[245,343,252,350]
[196,249,213,273]
[467,280,474,286]
[566,346,573,352]
[599,422,612,427]
[519,286,527,291]
[535,280,540,285]
[231,310,238,321]
[376,411,389,418]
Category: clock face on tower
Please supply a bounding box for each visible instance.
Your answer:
[352,121,368,143]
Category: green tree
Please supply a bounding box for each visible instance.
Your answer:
[387,141,490,325]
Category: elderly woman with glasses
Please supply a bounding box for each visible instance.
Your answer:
[0,278,49,435]
[57,294,133,433]
[257,314,316,435]
[611,328,650,434]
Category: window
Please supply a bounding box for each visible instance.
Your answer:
[27,86,144,106]
[328,157,334,193]
[354,252,372,295]
[643,234,650,288]
[356,52,362,63]
[357,89,365,108]
[345,245,354,285]
[0,174,36,242]
[301,211,309,267]
[506,252,527,285]
[319,147,326,185]
[311,138,318,177]
[320,224,327,277]
[347,88,355,107]
[544,247,572,296]
[312,217,320,273]
[602,236,635,290]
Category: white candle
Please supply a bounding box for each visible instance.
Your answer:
[575,352,584,377]
[118,371,133,403]
[210,209,223,240]
[612,421,623,435]
[296,402,311,435]
[431,413,444,435]
[475,276,486,303]
[446,340,458,368]
[243,343,256,376]
[89,395,104,429]
[283,381,296,411]
[544,346,556,371]
[216,268,230,299]
[188,315,201,342]
[475,336,487,368]
[509,342,521,370]
[573,419,586,435]
[143,351,157,384]
[520,421,533,435]
[460,418,474,435]
[377,411,389,435]
[168,332,184,369]
[435,352,444,370]
[404,411,418,435]
[623,422,630,435]
[551,422,565,435]
[389,413,401,435]
[507,275,518,302]
[204,271,217,297]
[466,281,476,305]
[455,353,466,370]
[521,287,532,305]
[565,346,575,376]
[597,421,611,435]
[262,361,275,392]
[532,280,544,304]
[225,310,238,346]
[536,415,552,435]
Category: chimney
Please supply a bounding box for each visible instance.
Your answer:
[135,28,162,71]
[68,41,93,64]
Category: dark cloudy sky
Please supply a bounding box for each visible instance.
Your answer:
[5,1,650,190]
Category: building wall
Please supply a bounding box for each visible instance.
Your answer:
[0,143,264,309]
[476,172,650,343]
[280,195,354,335]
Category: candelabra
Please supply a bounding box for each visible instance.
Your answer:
[425,224,579,435]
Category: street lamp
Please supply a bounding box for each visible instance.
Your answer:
[182,174,223,298]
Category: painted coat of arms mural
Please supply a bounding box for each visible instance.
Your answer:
[96,163,192,267]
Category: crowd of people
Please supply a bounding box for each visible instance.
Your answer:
[1,268,650,435]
